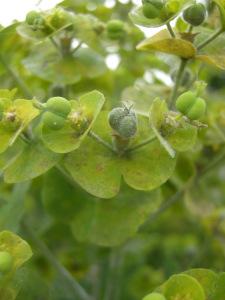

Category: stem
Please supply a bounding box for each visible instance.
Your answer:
[126,136,157,153]
[88,131,117,154]
[197,27,224,51]
[169,58,188,108]
[166,22,176,38]
[22,221,90,300]
[49,36,63,57]
[0,54,33,98]
[71,42,83,54]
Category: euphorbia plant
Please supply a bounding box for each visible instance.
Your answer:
[0,0,225,299]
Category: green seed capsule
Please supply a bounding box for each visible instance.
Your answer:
[108,107,127,131]
[106,20,125,40]
[46,97,71,118]
[142,0,164,10]
[48,8,68,29]
[0,251,13,274]
[25,11,43,26]
[176,91,206,120]
[183,3,206,26]
[143,292,166,300]
[43,111,66,130]
[117,115,137,138]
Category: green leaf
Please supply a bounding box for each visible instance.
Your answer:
[70,184,162,247]
[64,113,121,199]
[137,29,196,59]
[4,142,61,183]
[149,98,176,158]
[212,273,225,300]
[0,99,39,154]
[41,90,105,153]
[213,0,225,27]
[0,231,32,272]
[184,269,219,300]
[160,274,205,300]
[129,1,193,28]
[196,28,225,70]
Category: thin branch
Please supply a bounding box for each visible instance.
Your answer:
[71,42,83,55]
[22,221,91,300]
[88,131,117,154]
[49,36,63,57]
[126,136,157,153]
[197,27,224,51]
[0,54,33,98]
[166,22,176,38]
[169,58,188,108]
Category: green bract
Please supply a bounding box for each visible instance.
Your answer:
[46,96,71,118]
[176,91,206,120]
[183,3,206,26]
[143,293,166,300]
[0,251,13,274]
[42,111,66,130]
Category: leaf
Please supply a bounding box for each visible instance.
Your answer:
[213,0,225,27]
[0,231,32,272]
[0,99,39,154]
[195,28,225,70]
[212,273,225,300]
[4,142,61,183]
[160,274,205,300]
[184,269,219,300]
[41,90,105,153]
[149,98,176,158]
[137,29,196,59]
[70,184,162,247]
[64,113,121,199]
[129,0,193,28]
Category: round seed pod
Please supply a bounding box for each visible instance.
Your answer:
[43,111,66,130]
[183,3,206,26]
[117,114,137,138]
[0,251,13,274]
[46,97,71,118]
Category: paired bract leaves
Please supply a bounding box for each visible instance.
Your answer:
[41,90,105,153]
[129,0,193,28]
[23,42,106,84]
[43,168,162,247]
[64,112,176,198]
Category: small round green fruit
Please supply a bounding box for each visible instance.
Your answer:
[25,11,43,26]
[117,115,137,138]
[46,97,71,118]
[143,3,161,19]
[43,111,66,130]
[0,251,13,274]
[143,292,166,300]
[183,3,206,26]
[176,91,206,120]
[106,20,125,40]
[142,0,163,9]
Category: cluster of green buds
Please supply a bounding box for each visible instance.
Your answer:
[108,105,138,139]
[0,251,13,275]
[0,99,21,132]
[106,20,126,40]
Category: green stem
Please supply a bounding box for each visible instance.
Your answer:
[169,58,188,108]
[0,54,33,98]
[22,221,91,300]
[126,136,157,153]
[88,131,117,154]
[49,36,63,57]
[71,42,83,54]
[166,22,176,38]
[197,27,224,51]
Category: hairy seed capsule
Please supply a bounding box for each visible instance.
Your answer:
[183,3,206,26]
[176,91,206,120]
[108,107,128,131]
[43,111,66,130]
[143,292,166,300]
[117,115,137,138]
[0,251,13,274]
[46,97,71,118]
